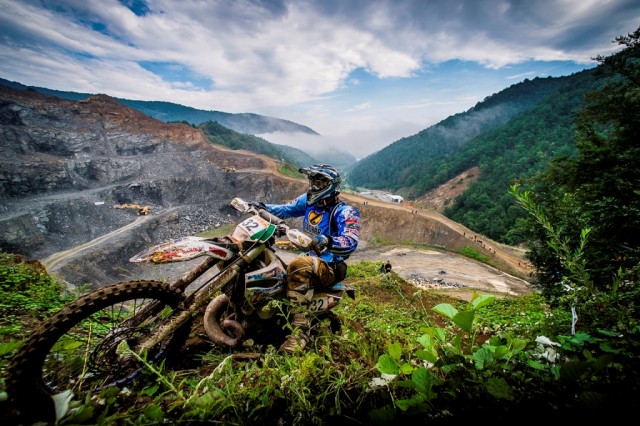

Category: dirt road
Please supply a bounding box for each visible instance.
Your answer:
[42,215,153,271]
[340,192,531,278]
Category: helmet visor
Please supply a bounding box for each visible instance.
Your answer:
[309,177,330,192]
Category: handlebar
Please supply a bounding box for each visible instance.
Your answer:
[257,209,285,226]
[231,197,325,254]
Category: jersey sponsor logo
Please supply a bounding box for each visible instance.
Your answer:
[308,210,324,226]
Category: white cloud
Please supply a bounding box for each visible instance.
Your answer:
[347,102,373,112]
[0,0,638,157]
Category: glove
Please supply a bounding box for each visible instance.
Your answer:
[247,200,267,211]
[314,235,330,252]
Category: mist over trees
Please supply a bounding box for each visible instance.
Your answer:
[199,120,318,168]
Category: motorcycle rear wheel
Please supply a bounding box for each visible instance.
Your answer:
[6,280,184,424]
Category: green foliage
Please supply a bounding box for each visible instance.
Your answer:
[511,182,640,332]
[168,119,197,128]
[475,293,568,338]
[342,260,381,278]
[458,246,490,263]
[0,253,76,380]
[277,161,305,179]
[509,27,640,332]
[0,253,71,318]
[3,249,639,423]
[372,294,542,418]
[200,120,318,168]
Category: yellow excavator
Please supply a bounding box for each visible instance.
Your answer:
[115,204,151,215]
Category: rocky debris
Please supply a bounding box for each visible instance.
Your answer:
[406,273,468,289]
[151,205,232,242]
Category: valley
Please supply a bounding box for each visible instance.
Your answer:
[0,83,532,300]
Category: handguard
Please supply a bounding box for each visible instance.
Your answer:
[286,228,315,251]
[286,229,328,254]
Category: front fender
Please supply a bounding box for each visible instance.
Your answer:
[129,236,234,264]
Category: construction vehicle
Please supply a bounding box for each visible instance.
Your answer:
[115,204,151,215]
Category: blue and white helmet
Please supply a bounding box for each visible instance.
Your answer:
[299,164,342,205]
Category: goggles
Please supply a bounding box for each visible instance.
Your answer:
[309,177,330,192]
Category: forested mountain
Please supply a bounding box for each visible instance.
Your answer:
[349,72,594,194]
[0,78,318,136]
[349,69,603,244]
[199,120,319,168]
[195,120,356,172]
[122,100,319,135]
[443,71,601,243]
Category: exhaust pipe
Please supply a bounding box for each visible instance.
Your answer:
[204,294,245,347]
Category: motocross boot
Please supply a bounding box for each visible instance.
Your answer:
[279,281,313,354]
[279,310,311,354]
[280,256,335,354]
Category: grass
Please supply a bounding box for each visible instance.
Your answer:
[0,252,637,424]
[277,162,304,179]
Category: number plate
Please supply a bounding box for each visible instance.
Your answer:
[309,297,329,312]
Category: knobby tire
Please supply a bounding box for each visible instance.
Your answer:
[6,280,184,425]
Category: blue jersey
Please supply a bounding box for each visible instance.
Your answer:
[265,193,361,263]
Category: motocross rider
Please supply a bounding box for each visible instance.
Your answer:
[250,164,361,354]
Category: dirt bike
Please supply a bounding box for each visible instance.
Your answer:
[6,198,355,424]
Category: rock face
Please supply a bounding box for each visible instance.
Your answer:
[0,85,306,287]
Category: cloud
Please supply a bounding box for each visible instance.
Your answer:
[0,0,638,157]
[347,102,373,112]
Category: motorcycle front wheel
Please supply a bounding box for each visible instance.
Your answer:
[6,280,184,424]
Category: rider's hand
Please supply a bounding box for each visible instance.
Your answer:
[314,235,330,252]
[247,200,267,211]
[275,225,287,237]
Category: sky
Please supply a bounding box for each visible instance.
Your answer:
[1,1,639,160]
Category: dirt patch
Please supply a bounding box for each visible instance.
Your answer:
[417,167,480,213]
[347,245,532,301]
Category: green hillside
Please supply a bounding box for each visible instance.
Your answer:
[199,120,318,168]
[349,69,603,244]
[348,73,579,193]
[442,71,602,244]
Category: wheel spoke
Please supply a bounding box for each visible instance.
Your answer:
[8,281,184,411]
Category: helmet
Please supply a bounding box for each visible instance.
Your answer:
[299,164,342,205]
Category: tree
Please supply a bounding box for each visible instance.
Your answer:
[514,27,640,324]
